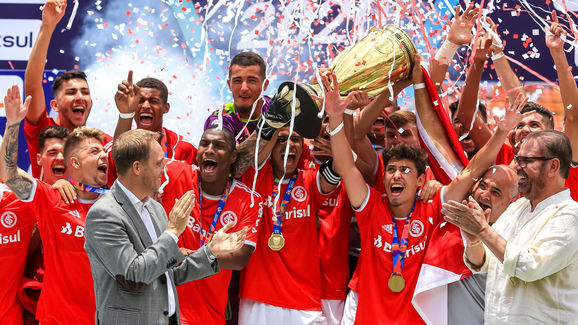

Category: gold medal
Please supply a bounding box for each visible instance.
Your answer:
[388,274,405,293]
[268,233,285,251]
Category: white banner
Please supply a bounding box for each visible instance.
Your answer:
[0,19,41,61]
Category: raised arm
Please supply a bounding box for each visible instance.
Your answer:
[323,74,368,208]
[486,18,524,103]
[546,11,578,162]
[413,55,459,166]
[351,82,408,183]
[444,94,526,203]
[429,3,479,89]
[24,0,67,125]
[1,86,36,200]
[454,33,493,146]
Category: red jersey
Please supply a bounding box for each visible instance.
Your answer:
[0,185,36,324]
[239,160,329,311]
[495,143,514,166]
[160,160,263,324]
[317,186,352,300]
[565,165,578,201]
[24,113,113,179]
[105,127,197,186]
[354,186,444,325]
[27,180,97,325]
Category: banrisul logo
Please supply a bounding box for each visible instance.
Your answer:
[0,19,41,61]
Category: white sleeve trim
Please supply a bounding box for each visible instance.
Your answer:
[244,240,257,248]
[439,185,447,205]
[316,170,339,195]
[352,184,371,212]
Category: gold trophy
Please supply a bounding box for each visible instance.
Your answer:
[268,25,417,139]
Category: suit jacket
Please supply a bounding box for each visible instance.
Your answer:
[85,183,219,325]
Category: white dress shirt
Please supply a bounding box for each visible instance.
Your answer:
[116,180,179,316]
[465,189,578,324]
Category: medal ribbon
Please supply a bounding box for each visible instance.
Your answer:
[391,203,415,275]
[160,128,168,158]
[198,179,232,246]
[272,174,298,235]
[68,178,109,194]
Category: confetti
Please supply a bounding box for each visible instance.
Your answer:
[66,0,80,30]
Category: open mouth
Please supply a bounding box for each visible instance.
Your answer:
[202,158,218,173]
[517,171,528,186]
[390,184,405,196]
[52,165,66,177]
[281,153,297,165]
[478,201,491,212]
[139,112,154,126]
[72,106,85,118]
[97,164,108,175]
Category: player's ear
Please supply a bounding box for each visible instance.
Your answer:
[417,173,425,188]
[132,161,141,175]
[70,157,80,169]
[50,99,60,113]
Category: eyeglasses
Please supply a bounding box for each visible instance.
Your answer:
[513,155,555,168]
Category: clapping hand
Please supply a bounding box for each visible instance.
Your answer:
[442,196,490,238]
[167,191,195,237]
[208,222,247,257]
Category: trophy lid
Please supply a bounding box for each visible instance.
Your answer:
[276,81,322,139]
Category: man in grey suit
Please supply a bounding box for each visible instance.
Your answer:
[85,128,247,325]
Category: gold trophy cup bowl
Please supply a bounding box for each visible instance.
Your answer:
[267,25,417,139]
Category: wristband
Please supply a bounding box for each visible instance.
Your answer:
[344,109,356,116]
[491,52,505,61]
[413,83,426,90]
[320,158,341,186]
[468,240,482,247]
[119,112,135,119]
[326,121,344,136]
[434,40,459,65]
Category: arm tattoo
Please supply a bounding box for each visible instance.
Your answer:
[232,135,269,178]
[3,123,33,200]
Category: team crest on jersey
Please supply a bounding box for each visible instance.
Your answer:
[291,186,307,202]
[1,211,16,229]
[409,220,424,237]
[220,211,238,227]
[382,224,393,234]
[69,210,81,218]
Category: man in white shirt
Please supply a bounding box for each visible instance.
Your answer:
[443,129,578,324]
[85,129,247,325]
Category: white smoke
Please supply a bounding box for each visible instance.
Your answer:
[71,0,221,142]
